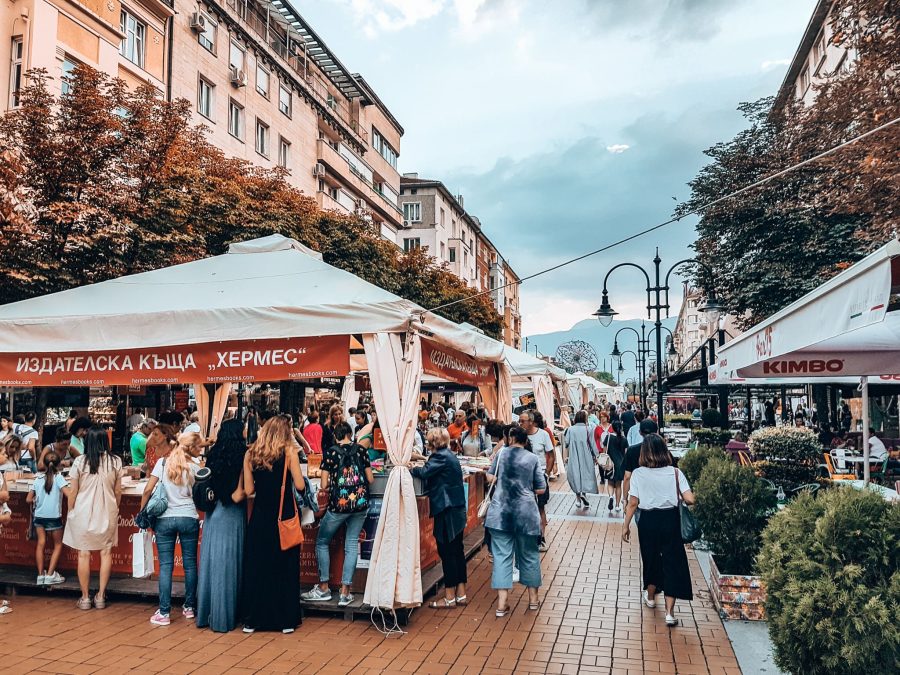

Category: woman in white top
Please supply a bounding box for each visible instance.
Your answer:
[622,434,695,627]
[141,432,202,627]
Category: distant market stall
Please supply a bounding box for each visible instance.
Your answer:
[712,239,900,482]
[0,234,508,609]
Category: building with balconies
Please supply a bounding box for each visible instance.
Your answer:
[169,0,404,241]
[1,0,170,111]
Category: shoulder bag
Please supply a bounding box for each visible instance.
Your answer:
[278,453,304,550]
[145,459,169,518]
[596,428,614,473]
[676,468,701,543]
[477,448,503,519]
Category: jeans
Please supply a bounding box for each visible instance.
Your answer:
[155,516,199,614]
[316,510,367,587]
[488,528,541,590]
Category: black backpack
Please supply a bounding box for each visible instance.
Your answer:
[328,444,370,514]
[191,467,216,514]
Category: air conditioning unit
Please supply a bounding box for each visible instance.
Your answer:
[229,67,247,87]
[312,163,326,177]
[189,13,207,32]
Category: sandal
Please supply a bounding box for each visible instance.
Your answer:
[93,595,107,609]
[527,601,540,611]
[455,595,468,606]
[495,606,509,617]
[429,598,456,609]
[0,600,11,615]
[76,597,92,611]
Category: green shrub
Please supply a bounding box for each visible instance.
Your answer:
[667,414,694,428]
[693,428,732,447]
[679,445,727,486]
[701,407,723,428]
[758,488,900,675]
[750,426,821,491]
[694,459,776,575]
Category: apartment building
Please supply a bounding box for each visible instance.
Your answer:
[398,174,479,286]
[398,174,522,348]
[2,0,404,242]
[773,0,855,111]
[170,0,404,242]
[1,0,169,109]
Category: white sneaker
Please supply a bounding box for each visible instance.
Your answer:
[512,567,520,584]
[643,590,656,608]
[36,574,46,586]
[665,614,679,627]
[614,504,622,514]
[45,571,65,585]
[301,586,332,602]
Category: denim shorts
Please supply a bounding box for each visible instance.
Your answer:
[33,517,63,531]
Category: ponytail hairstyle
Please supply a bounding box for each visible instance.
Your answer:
[166,432,200,485]
[612,420,623,441]
[43,451,61,493]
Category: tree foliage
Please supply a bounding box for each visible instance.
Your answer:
[679,0,899,327]
[0,66,503,338]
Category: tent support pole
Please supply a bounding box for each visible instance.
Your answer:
[861,376,870,485]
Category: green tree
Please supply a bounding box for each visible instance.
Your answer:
[680,0,899,328]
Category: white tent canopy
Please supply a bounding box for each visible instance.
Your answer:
[713,240,900,379]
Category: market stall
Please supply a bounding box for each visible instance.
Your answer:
[0,234,507,609]
[712,239,900,482]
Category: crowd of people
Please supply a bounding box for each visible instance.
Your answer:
[0,395,703,631]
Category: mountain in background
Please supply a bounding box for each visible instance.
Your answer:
[524,317,678,382]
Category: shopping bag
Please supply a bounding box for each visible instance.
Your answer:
[132,529,155,579]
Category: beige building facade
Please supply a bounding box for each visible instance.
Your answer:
[2,0,404,242]
[398,174,521,348]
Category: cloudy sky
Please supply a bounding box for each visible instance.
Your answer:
[300,0,816,335]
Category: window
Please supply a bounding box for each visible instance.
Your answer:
[813,29,827,70]
[449,248,456,263]
[439,208,445,228]
[120,9,145,68]
[278,84,291,117]
[228,99,243,139]
[797,66,810,98]
[197,78,214,120]
[255,62,269,97]
[198,14,216,52]
[278,137,290,169]
[61,56,78,95]
[229,41,244,72]
[402,202,421,223]
[255,118,269,156]
[9,37,23,108]
[440,242,445,258]
[372,128,398,170]
[688,315,697,324]
[403,238,420,252]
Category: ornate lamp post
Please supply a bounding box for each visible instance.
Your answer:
[593,251,721,426]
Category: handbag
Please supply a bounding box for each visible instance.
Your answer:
[145,459,169,518]
[477,448,503,518]
[676,468,701,544]
[132,529,155,579]
[592,427,614,472]
[278,453,304,550]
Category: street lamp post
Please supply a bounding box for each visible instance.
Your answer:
[610,325,648,408]
[593,250,721,427]
[617,350,644,405]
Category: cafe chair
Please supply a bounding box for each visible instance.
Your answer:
[823,453,856,481]
[737,451,753,467]
[791,483,820,497]
[868,458,888,483]
[833,447,850,471]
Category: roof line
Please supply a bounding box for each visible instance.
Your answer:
[772,0,834,113]
[353,74,405,135]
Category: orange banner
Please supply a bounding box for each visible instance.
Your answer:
[421,338,495,387]
[0,336,349,387]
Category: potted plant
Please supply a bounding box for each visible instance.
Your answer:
[693,458,777,620]
[758,488,900,674]
[667,413,694,428]
[750,426,821,491]
[693,428,733,447]
[678,445,726,485]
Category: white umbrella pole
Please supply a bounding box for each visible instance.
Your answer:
[861,376,870,485]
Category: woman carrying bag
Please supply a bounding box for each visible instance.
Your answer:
[564,410,599,509]
[622,433,695,627]
[241,415,306,634]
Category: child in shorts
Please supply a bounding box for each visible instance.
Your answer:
[27,451,71,586]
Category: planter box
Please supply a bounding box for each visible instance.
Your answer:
[709,553,767,621]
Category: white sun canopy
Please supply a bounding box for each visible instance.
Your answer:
[713,240,900,379]
[0,234,503,360]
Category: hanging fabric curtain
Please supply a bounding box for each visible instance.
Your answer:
[453,391,470,411]
[478,384,498,418]
[531,375,554,428]
[193,383,233,440]
[362,332,423,609]
[497,362,513,423]
[340,376,359,420]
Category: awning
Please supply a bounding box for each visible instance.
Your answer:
[713,240,900,379]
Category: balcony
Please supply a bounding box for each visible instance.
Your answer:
[317,188,356,214]
[317,139,402,222]
[223,0,368,146]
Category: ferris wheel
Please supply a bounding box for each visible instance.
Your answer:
[555,340,598,374]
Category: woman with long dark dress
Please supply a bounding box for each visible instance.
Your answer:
[603,420,629,513]
[241,415,306,634]
[196,419,247,632]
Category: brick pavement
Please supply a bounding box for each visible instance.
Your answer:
[1,486,740,675]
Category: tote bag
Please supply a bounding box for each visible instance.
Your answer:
[132,530,155,579]
[676,468,701,544]
[477,449,503,519]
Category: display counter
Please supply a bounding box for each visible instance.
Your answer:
[0,469,487,590]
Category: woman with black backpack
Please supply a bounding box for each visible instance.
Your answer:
[196,419,247,632]
[301,421,374,608]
